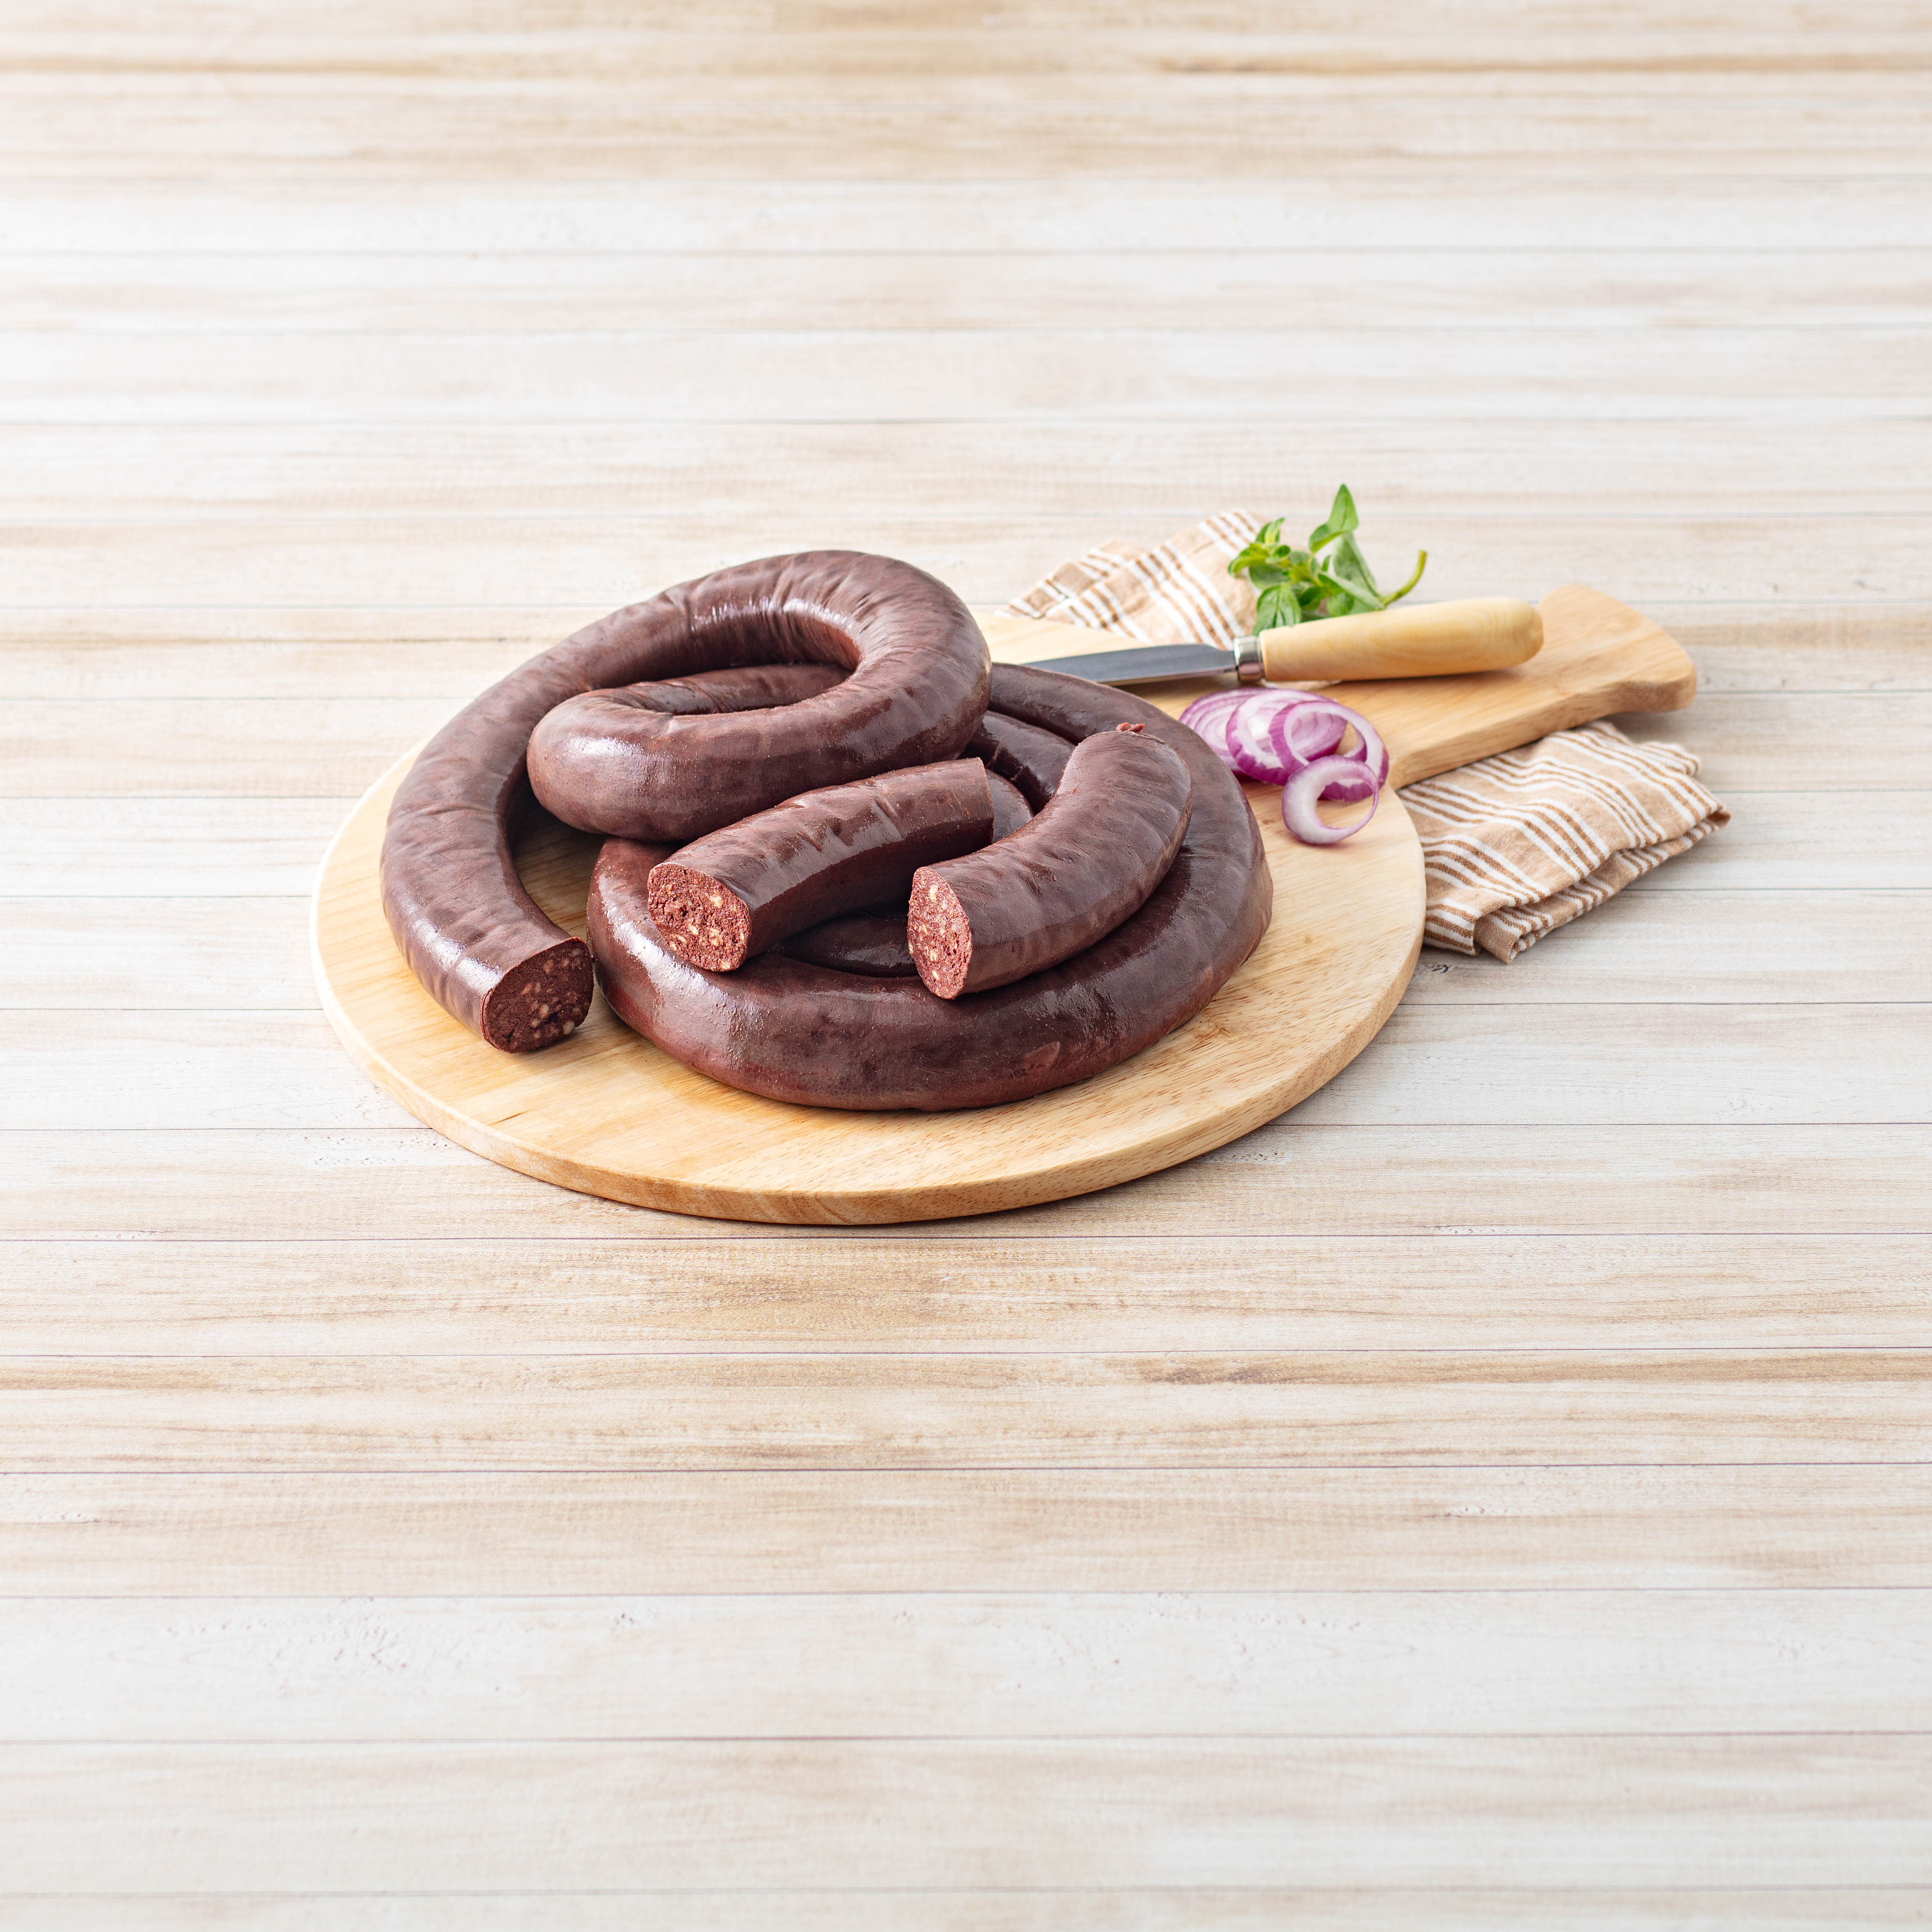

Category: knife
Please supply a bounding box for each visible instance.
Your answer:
[1011,595,1544,687]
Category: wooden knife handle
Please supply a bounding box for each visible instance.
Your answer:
[1257,596,1543,682]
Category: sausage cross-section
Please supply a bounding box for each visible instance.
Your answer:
[907,724,1192,1000]
[379,552,987,1051]
[647,759,994,972]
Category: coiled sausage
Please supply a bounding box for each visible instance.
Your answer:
[379,552,987,1051]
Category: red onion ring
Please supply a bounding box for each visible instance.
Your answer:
[1229,690,1328,785]
[1177,690,1250,772]
[1276,698,1389,801]
[1283,754,1382,845]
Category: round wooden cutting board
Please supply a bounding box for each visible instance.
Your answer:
[314,724,1423,1225]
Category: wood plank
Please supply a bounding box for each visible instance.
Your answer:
[10,330,1928,429]
[1612,692,1932,790]
[0,798,350,897]
[3,1736,1930,1891]
[4,1234,1926,1354]
[1,897,314,1008]
[5,1347,1930,1472]
[1627,790,1932,890]
[10,180,1926,255]
[8,17,1929,100]
[0,1889,1925,1932]
[6,520,1927,623]
[2,1589,1926,1741]
[8,1125,1926,1239]
[6,96,1928,183]
[4,0,1919,42]
[9,251,1931,336]
[6,425,1929,529]
[1406,890,1932,1003]
[9,1467,1932,1593]
[9,1003,1924,1133]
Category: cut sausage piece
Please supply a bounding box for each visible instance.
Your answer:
[908,725,1192,1000]
[647,759,994,972]
[771,765,1034,979]
[380,550,987,1050]
[965,711,1072,809]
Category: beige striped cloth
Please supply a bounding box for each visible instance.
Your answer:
[1006,515,1729,963]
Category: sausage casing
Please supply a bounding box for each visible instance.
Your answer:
[907,725,1191,1000]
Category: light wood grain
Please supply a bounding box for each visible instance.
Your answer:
[10,1124,1928,1239]
[13,1001,1927,1132]
[6,1589,1927,1741]
[10,517,1929,619]
[10,253,1931,336]
[13,178,1926,255]
[22,686,1921,798]
[9,1468,1932,1594]
[1,1893,1925,1932]
[13,329,1928,427]
[12,0,1931,1914]
[11,606,1927,702]
[4,1234,1927,1353]
[8,425,1931,527]
[6,1347,1931,1471]
[4,1737,1930,1891]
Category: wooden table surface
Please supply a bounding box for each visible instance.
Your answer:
[5,4,1930,1924]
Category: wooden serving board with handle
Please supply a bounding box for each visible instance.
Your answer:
[313,585,1693,1226]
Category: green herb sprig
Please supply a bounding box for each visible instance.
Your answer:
[1227,485,1426,631]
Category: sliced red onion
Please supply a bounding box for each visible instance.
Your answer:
[1283,755,1382,846]
[1273,701,1347,767]
[1277,699,1389,800]
[1180,689,1391,814]
[1177,690,1251,773]
[1228,690,1326,785]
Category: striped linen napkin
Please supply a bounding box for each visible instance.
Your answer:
[1005,514,1729,963]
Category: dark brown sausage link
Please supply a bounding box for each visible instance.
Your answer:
[647,760,994,972]
[770,766,1033,980]
[529,563,987,843]
[379,551,987,1051]
[586,665,1271,1110]
[774,908,921,978]
[965,710,1072,809]
[908,726,1192,1000]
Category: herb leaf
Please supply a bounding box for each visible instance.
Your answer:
[1228,487,1426,631]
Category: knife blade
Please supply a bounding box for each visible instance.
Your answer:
[1020,641,1251,686]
